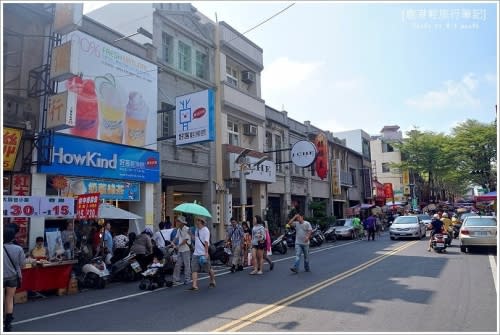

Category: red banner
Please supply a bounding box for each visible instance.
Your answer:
[383,183,394,199]
[76,193,100,219]
[10,174,31,248]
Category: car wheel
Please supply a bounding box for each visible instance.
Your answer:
[390,236,395,240]
[460,245,467,253]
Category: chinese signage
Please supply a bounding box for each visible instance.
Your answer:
[38,133,160,183]
[55,30,157,149]
[76,193,100,219]
[314,133,328,179]
[402,169,410,186]
[229,153,276,183]
[331,159,341,195]
[176,89,215,145]
[10,174,31,247]
[290,140,317,167]
[3,196,74,218]
[3,127,23,171]
[383,183,394,199]
[47,90,77,130]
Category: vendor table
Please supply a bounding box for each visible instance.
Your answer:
[17,260,77,293]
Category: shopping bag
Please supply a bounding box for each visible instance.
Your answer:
[267,249,272,256]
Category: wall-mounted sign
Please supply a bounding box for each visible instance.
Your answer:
[175,89,215,145]
[362,168,373,199]
[402,169,410,186]
[3,127,23,171]
[229,153,276,183]
[46,91,77,130]
[10,174,31,248]
[3,196,74,218]
[383,183,394,199]
[331,159,341,195]
[290,140,317,167]
[55,31,158,148]
[314,133,328,179]
[76,193,100,219]
[38,133,160,183]
[50,41,77,82]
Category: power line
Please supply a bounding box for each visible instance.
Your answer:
[227,3,296,44]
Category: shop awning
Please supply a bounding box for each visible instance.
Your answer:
[475,191,497,202]
[98,203,142,220]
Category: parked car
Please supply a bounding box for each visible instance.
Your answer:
[334,219,355,240]
[459,216,497,253]
[416,214,432,237]
[389,215,427,240]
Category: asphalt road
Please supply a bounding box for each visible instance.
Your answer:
[12,232,498,332]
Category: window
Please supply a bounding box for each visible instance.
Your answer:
[382,163,391,173]
[383,142,395,153]
[160,102,175,138]
[350,168,356,185]
[226,65,238,87]
[195,50,208,79]
[274,134,283,173]
[178,41,191,73]
[162,32,173,64]
[227,120,239,146]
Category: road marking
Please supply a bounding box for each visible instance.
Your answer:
[213,241,419,332]
[489,255,497,293]
[10,237,401,326]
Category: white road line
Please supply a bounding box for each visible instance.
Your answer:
[488,255,497,293]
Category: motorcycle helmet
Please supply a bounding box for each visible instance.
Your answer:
[199,255,207,266]
[442,213,448,218]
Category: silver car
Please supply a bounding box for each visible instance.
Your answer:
[389,215,427,240]
[334,219,356,239]
[459,216,497,253]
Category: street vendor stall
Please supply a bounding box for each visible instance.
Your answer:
[17,260,78,293]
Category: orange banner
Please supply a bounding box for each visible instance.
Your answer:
[3,127,23,171]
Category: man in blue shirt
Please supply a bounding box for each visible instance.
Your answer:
[428,214,443,251]
[103,222,113,262]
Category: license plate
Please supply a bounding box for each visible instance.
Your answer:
[131,261,142,273]
[436,243,444,248]
[474,231,488,236]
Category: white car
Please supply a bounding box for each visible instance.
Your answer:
[390,215,427,240]
[459,216,497,253]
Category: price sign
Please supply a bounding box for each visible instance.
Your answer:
[39,196,75,217]
[76,193,100,219]
[3,196,39,218]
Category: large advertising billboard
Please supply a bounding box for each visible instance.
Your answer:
[55,31,157,149]
[39,134,160,183]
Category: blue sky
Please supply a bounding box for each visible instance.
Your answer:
[84,1,498,136]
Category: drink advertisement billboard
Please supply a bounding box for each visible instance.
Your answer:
[56,30,157,149]
[38,133,160,183]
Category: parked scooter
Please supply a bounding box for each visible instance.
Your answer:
[78,256,110,289]
[210,240,230,265]
[323,225,337,242]
[109,252,143,282]
[271,234,288,254]
[310,226,325,247]
[285,227,296,248]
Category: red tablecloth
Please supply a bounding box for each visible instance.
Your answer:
[17,263,73,292]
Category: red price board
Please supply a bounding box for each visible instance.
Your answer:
[77,193,100,219]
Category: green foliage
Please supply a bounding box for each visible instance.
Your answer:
[307,199,329,229]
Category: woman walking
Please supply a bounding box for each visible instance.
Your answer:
[249,215,266,275]
[3,223,26,332]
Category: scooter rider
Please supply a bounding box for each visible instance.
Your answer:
[441,212,453,244]
[427,214,444,252]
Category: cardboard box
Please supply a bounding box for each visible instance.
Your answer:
[67,278,79,295]
[57,288,67,296]
[14,291,27,304]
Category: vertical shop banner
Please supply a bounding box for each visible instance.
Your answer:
[10,174,31,248]
[76,193,100,219]
[314,132,329,180]
[55,30,157,149]
[402,169,410,186]
[175,89,215,145]
[383,183,394,200]
[3,127,23,171]
[331,159,341,195]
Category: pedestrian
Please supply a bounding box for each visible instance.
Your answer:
[188,216,216,291]
[153,221,171,253]
[263,221,274,271]
[111,228,129,263]
[3,223,26,332]
[288,213,313,273]
[61,220,77,259]
[242,221,252,267]
[130,228,154,269]
[352,215,362,239]
[363,214,377,241]
[172,215,192,285]
[225,217,244,273]
[249,215,266,275]
[102,222,114,263]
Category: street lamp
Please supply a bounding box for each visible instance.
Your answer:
[234,148,268,223]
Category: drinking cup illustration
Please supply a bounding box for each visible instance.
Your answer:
[125,92,149,146]
[66,76,98,139]
[96,74,125,144]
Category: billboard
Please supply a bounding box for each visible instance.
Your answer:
[3,127,23,171]
[314,133,328,179]
[175,89,215,145]
[55,30,157,149]
[39,134,160,183]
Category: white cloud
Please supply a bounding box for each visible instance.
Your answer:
[484,73,498,85]
[405,73,481,110]
[261,57,323,92]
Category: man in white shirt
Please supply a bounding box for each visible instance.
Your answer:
[153,221,172,250]
[172,215,192,285]
[188,216,216,291]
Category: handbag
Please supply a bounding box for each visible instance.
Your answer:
[3,245,21,288]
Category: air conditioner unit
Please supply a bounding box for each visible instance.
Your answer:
[243,124,257,136]
[241,71,255,84]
